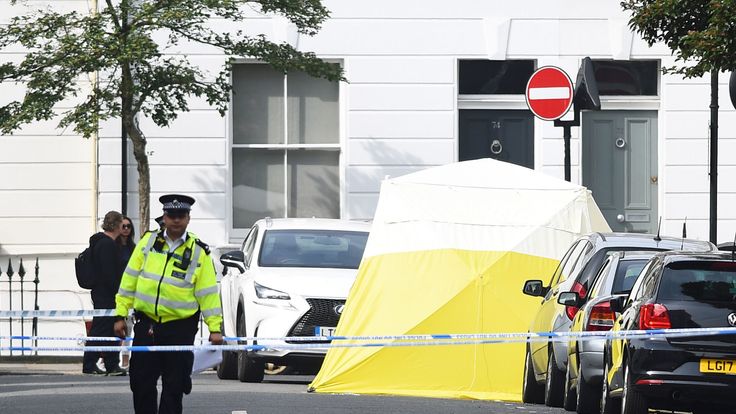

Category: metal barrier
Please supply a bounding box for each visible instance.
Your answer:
[0,257,40,356]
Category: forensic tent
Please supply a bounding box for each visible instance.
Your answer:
[309,158,611,401]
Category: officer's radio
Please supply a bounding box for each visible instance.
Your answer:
[178,246,192,270]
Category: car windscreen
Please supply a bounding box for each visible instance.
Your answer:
[658,261,736,302]
[259,229,369,269]
[611,259,647,294]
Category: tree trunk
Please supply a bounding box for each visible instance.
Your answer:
[122,113,150,233]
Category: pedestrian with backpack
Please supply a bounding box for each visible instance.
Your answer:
[82,210,127,376]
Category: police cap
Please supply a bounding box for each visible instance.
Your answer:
[160,194,195,212]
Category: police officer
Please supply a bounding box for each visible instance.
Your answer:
[114,194,223,414]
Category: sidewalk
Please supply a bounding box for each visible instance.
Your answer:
[0,356,81,376]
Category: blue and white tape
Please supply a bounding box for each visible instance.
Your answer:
[0,309,117,318]
[4,308,736,353]
[2,326,736,353]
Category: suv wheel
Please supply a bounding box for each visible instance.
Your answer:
[217,350,238,380]
[576,368,599,414]
[544,349,564,407]
[563,363,577,411]
[236,312,264,383]
[216,321,238,380]
[600,359,620,414]
[522,345,545,404]
[621,361,647,414]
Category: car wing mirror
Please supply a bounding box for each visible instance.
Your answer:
[557,291,580,307]
[220,250,245,274]
[610,295,628,314]
[523,280,549,297]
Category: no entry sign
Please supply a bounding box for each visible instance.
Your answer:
[525,66,574,121]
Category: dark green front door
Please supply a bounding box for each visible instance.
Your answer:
[459,110,534,168]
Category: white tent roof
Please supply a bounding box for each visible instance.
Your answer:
[364,158,610,259]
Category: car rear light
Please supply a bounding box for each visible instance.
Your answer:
[710,262,736,271]
[639,303,671,330]
[565,281,587,320]
[586,301,616,331]
[636,379,663,385]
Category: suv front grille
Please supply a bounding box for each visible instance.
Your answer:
[286,298,345,343]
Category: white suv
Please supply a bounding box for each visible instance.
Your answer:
[217,218,370,382]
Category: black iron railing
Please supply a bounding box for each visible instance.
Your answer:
[0,257,40,356]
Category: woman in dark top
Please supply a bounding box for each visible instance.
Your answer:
[118,216,136,266]
[116,216,136,369]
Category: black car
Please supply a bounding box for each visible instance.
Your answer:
[602,251,736,414]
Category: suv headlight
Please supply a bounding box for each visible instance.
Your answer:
[254,282,291,300]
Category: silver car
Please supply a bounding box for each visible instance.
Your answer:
[559,251,655,414]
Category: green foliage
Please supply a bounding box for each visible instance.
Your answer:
[621,0,736,77]
[0,0,343,136]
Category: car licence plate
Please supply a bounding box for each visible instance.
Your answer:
[700,358,736,374]
[314,326,336,337]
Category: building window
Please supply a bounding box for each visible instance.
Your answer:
[231,64,340,229]
[459,60,536,95]
[591,60,659,96]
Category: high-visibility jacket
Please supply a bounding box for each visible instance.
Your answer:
[115,230,222,332]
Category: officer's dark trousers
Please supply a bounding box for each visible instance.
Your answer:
[129,312,199,414]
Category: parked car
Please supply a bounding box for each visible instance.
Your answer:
[217,218,371,382]
[559,251,655,413]
[521,233,715,407]
[602,251,736,414]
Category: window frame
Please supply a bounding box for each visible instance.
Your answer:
[227,60,346,242]
[457,59,538,111]
[458,60,537,95]
[589,255,615,298]
[240,225,259,269]
[557,240,591,286]
[593,59,661,111]
[630,259,659,304]
[548,240,581,287]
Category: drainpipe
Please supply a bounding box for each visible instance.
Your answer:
[122,121,127,215]
[709,69,718,244]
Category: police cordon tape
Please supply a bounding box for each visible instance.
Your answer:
[3,326,736,353]
[0,309,116,318]
[4,309,736,353]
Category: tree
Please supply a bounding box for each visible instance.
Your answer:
[621,0,736,242]
[0,0,343,231]
[621,0,736,77]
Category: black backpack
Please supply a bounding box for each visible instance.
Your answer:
[75,241,96,289]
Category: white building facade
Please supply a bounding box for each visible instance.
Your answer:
[1,0,734,347]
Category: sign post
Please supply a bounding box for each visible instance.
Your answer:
[525,60,600,182]
[525,66,575,181]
